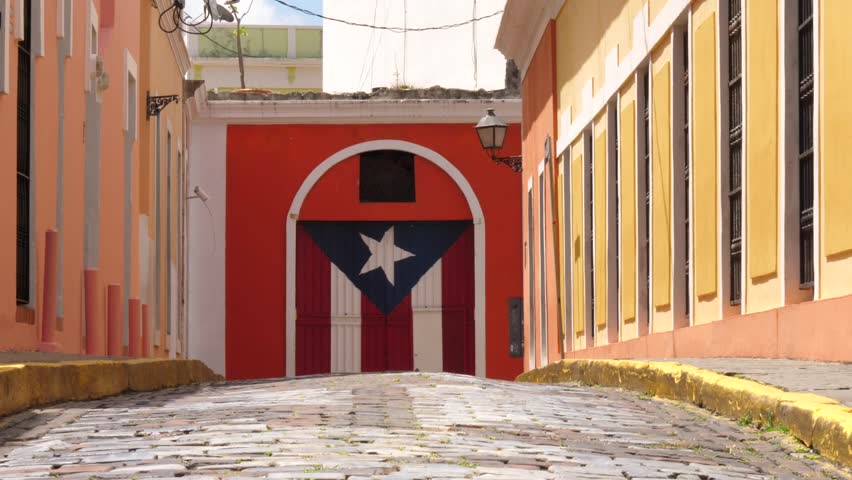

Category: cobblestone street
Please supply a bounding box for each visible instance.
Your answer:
[0,373,849,479]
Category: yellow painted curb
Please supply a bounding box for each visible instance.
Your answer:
[517,359,852,468]
[0,359,223,419]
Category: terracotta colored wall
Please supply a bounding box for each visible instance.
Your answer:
[566,293,852,364]
[55,0,88,352]
[0,0,24,346]
[0,0,183,358]
[521,21,560,369]
[0,0,91,350]
[225,123,523,381]
[97,0,138,312]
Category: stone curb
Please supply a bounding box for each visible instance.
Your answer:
[517,359,852,468]
[0,359,223,419]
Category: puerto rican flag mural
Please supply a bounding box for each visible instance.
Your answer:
[296,221,474,376]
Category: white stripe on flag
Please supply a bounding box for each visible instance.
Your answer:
[412,259,443,372]
[330,263,361,373]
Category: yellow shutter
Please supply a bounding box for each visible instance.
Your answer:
[652,63,672,308]
[746,0,779,278]
[693,13,719,298]
[822,0,852,257]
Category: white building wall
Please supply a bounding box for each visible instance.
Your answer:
[187,122,227,376]
[323,0,508,93]
[198,62,322,91]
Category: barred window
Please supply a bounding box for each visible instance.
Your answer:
[728,0,743,305]
[642,71,651,322]
[16,0,33,305]
[587,140,595,337]
[798,0,814,286]
[683,30,691,318]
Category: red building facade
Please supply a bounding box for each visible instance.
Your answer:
[188,96,524,380]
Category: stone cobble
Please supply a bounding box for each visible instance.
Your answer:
[0,373,849,479]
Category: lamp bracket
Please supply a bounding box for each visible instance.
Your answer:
[147,92,180,119]
[492,155,523,173]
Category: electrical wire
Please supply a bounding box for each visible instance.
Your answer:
[159,2,214,35]
[162,1,501,37]
[270,0,503,33]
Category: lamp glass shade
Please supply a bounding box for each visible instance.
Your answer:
[475,108,508,150]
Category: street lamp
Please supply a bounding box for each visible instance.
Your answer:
[475,108,522,173]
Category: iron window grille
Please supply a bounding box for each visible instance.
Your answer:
[614,112,620,335]
[683,31,691,318]
[588,138,595,338]
[16,0,32,305]
[798,0,814,287]
[643,71,651,324]
[728,0,743,306]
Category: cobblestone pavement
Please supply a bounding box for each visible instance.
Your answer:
[0,373,849,480]
[653,358,852,407]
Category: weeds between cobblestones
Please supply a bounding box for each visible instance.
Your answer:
[0,373,850,479]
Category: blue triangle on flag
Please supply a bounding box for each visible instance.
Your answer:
[300,221,471,314]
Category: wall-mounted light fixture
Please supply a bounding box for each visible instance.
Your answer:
[475,108,522,173]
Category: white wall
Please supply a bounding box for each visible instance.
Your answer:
[198,62,322,91]
[187,122,227,376]
[323,0,507,93]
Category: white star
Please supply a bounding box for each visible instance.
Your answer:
[359,227,415,286]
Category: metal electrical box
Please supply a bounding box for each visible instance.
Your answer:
[508,297,523,358]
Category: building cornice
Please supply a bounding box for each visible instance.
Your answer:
[193,98,522,125]
[155,0,192,75]
[495,0,564,79]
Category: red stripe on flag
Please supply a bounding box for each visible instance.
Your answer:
[442,225,475,375]
[387,295,413,371]
[361,296,386,373]
[361,294,414,372]
[296,224,331,376]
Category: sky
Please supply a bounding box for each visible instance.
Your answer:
[184,0,323,26]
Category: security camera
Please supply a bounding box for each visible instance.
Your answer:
[190,186,209,202]
[205,0,235,22]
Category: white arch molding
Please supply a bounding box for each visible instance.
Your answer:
[285,140,487,378]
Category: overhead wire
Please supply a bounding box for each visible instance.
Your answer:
[161,0,502,37]
[269,0,503,33]
[357,0,381,90]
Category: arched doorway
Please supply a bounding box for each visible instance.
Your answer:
[285,140,486,377]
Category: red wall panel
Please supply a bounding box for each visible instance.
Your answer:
[226,123,522,380]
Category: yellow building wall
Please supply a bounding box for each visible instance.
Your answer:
[141,4,187,356]
[555,0,646,132]
[593,113,609,340]
[651,38,673,333]
[744,0,782,314]
[571,136,587,350]
[691,0,720,324]
[819,0,852,300]
[619,78,638,341]
[649,0,666,24]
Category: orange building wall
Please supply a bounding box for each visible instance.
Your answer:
[0,0,186,358]
[521,22,561,367]
[0,0,24,347]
